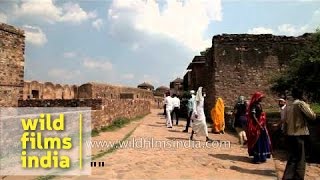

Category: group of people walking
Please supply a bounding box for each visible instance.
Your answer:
[233,88,317,180]
[163,87,318,180]
[233,89,318,180]
[164,87,213,142]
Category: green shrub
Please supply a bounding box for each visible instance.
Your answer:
[311,103,320,114]
[91,128,100,137]
[91,114,148,136]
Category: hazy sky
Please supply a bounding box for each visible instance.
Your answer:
[0,0,319,88]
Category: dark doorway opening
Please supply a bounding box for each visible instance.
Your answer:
[32,90,39,99]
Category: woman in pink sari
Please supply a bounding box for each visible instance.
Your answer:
[246,92,272,163]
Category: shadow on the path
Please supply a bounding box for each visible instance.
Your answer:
[146,124,164,127]
[175,124,185,127]
[156,122,166,124]
[230,165,277,177]
[166,137,223,143]
[168,129,184,133]
[166,137,190,141]
[272,150,287,162]
[209,154,251,163]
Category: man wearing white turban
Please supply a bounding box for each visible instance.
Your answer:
[190,87,213,142]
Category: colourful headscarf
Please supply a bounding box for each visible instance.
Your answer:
[246,92,272,154]
[247,92,264,113]
[211,97,225,133]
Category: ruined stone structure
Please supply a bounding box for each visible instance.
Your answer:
[185,34,311,112]
[23,81,156,100]
[23,81,77,100]
[18,99,102,109]
[23,81,162,107]
[185,56,206,91]
[21,81,156,129]
[78,82,154,100]
[170,77,184,96]
[154,86,169,96]
[137,82,154,91]
[91,99,150,129]
[185,33,320,160]
[0,23,25,107]
[19,98,150,129]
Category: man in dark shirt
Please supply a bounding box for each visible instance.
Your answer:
[283,88,317,180]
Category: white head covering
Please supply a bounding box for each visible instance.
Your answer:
[238,96,245,104]
[195,87,203,102]
[190,90,195,94]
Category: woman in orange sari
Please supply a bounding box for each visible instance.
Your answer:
[211,97,225,134]
[246,92,272,163]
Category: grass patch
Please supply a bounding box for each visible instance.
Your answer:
[311,103,320,114]
[100,117,130,132]
[92,125,137,160]
[36,175,56,180]
[91,128,100,137]
[92,113,148,137]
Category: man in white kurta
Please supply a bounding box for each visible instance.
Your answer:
[171,94,181,125]
[164,92,173,128]
[190,87,213,142]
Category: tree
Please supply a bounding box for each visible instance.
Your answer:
[271,29,320,102]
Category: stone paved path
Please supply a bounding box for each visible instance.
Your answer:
[4,109,318,180]
[60,109,278,180]
[274,151,320,180]
[0,112,142,180]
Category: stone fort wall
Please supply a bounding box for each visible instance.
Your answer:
[0,23,25,107]
[23,81,78,100]
[23,81,162,108]
[200,34,311,113]
[21,81,156,128]
[186,33,320,160]
[18,98,150,129]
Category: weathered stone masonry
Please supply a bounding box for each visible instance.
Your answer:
[185,33,320,161]
[20,82,153,129]
[0,23,25,107]
[91,99,150,129]
[23,81,78,100]
[210,34,309,110]
[22,81,164,108]
[18,99,150,129]
[186,34,311,113]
